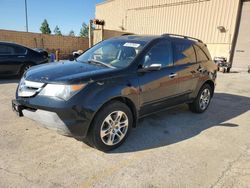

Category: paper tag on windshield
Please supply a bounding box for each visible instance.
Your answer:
[123,43,140,48]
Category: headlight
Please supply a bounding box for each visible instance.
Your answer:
[39,84,86,100]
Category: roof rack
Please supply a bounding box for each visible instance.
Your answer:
[121,33,133,36]
[162,33,203,43]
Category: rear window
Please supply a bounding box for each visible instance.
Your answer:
[173,42,196,65]
[194,45,210,62]
[14,45,27,55]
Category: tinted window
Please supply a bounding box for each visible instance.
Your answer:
[143,40,173,68]
[194,45,209,62]
[13,45,27,55]
[173,42,196,65]
[0,44,15,55]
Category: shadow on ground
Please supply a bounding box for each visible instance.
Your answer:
[0,76,20,84]
[111,93,250,153]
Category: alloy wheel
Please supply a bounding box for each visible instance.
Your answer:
[100,111,129,146]
[199,88,211,110]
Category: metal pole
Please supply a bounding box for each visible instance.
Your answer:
[25,0,28,32]
[89,20,92,48]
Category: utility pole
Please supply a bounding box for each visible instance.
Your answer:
[89,20,93,48]
[25,0,28,32]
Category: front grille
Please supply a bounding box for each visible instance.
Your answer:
[18,78,45,97]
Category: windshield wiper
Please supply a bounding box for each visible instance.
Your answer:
[87,59,115,69]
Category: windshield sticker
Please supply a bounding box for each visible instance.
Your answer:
[123,43,140,48]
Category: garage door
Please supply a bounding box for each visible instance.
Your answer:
[233,1,250,70]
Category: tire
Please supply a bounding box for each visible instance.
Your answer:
[189,84,212,113]
[19,64,32,77]
[87,101,133,152]
[226,68,231,73]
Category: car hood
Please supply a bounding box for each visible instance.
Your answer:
[24,61,115,84]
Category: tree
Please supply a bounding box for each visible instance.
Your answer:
[40,19,51,34]
[54,25,62,36]
[79,22,89,37]
[79,22,95,38]
[68,30,75,37]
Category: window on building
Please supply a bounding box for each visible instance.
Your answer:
[173,42,196,65]
[143,40,173,68]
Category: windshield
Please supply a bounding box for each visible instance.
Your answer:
[77,39,147,68]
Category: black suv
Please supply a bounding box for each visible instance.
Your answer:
[0,42,48,77]
[12,34,217,151]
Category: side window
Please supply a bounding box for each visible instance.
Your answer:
[143,40,173,68]
[194,45,209,62]
[0,44,15,55]
[173,42,196,65]
[13,45,27,55]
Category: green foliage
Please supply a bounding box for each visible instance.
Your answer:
[54,25,62,36]
[68,30,75,37]
[79,22,89,37]
[40,19,51,34]
[79,22,95,38]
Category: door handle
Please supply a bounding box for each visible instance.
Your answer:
[18,56,25,58]
[169,73,177,78]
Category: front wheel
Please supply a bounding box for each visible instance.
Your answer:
[189,84,212,113]
[87,101,133,152]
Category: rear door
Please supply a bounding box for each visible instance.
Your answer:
[0,44,27,75]
[138,39,180,115]
[173,41,199,99]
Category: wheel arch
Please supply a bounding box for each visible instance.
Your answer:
[191,79,215,100]
[86,96,138,137]
[18,61,35,75]
[203,80,215,97]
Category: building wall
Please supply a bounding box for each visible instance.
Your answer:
[0,29,89,59]
[93,28,132,44]
[96,0,240,59]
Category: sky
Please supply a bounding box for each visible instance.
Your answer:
[0,0,104,36]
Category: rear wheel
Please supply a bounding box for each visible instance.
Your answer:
[87,101,133,152]
[189,84,212,113]
[19,64,32,77]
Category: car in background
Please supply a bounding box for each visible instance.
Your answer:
[33,48,49,59]
[0,42,49,77]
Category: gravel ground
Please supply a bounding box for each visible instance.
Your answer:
[0,72,250,188]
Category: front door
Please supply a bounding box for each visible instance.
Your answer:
[138,40,180,116]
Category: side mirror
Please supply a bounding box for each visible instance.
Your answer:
[138,63,162,73]
[73,53,80,60]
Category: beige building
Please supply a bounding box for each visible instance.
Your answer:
[95,0,250,70]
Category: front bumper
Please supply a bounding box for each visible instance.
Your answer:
[12,97,96,137]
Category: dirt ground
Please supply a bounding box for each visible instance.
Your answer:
[0,72,250,188]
